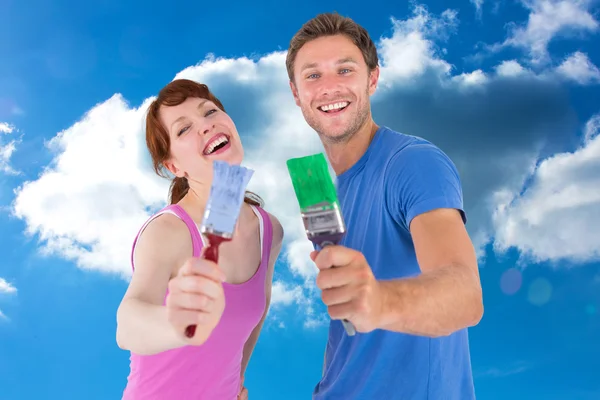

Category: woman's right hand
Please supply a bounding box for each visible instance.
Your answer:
[165,256,227,345]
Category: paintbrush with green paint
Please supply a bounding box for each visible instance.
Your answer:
[286,153,357,336]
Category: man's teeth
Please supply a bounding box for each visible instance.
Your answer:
[205,136,229,154]
[320,102,349,111]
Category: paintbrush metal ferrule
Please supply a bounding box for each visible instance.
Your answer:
[302,202,346,247]
[200,210,234,240]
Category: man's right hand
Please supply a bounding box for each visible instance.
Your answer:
[166,256,227,345]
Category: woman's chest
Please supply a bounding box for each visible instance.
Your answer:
[208,229,262,285]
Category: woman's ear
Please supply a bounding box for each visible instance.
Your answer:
[163,159,184,178]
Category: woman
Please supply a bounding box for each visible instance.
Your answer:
[116,79,284,400]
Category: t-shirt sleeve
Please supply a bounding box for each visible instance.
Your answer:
[385,142,466,230]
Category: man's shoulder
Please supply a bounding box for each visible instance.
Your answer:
[375,127,435,155]
[375,127,450,171]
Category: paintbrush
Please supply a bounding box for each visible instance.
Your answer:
[286,153,357,336]
[184,160,254,338]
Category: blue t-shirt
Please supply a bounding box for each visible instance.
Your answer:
[312,126,475,400]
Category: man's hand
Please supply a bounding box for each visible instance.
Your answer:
[311,246,385,333]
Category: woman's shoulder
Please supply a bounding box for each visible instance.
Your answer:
[262,208,284,247]
[137,209,193,251]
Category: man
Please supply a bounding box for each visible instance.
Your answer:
[286,13,484,399]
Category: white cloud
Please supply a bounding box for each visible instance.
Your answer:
[270,280,304,306]
[0,122,15,134]
[476,361,532,378]
[0,122,20,175]
[269,280,327,329]
[492,112,600,263]
[471,0,484,19]
[584,113,600,143]
[0,278,16,294]
[453,69,488,86]
[378,6,455,84]
[495,60,529,77]
[12,96,168,277]
[491,0,599,64]
[0,278,17,321]
[556,51,600,84]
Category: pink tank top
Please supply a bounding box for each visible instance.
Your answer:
[121,203,273,400]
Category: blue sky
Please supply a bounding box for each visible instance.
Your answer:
[1,0,599,399]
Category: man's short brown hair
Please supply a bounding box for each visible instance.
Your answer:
[286,12,379,82]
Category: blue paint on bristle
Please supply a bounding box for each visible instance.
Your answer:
[202,161,254,235]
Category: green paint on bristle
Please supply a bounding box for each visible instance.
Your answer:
[286,153,339,211]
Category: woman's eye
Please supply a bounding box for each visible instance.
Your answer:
[178,126,190,136]
[205,109,218,117]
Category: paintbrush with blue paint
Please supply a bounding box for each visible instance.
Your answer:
[184,160,254,338]
[286,153,357,336]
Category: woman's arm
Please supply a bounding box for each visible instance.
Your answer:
[116,214,191,355]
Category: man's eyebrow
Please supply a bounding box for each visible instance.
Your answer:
[337,57,358,65]
[300,62,318,72]
[299,58,359,73]
[169,99,209,131]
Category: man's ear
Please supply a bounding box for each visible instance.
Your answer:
[368,66,380,96]
[289,80,301,107]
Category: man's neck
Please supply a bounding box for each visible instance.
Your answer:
[323,119,379,176]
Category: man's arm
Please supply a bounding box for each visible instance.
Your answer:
[377,207,483,337]
[314,143,482,337]
[240,214,284,378]
[314,209,483,337]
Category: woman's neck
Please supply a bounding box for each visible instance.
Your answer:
[178,182,210,223]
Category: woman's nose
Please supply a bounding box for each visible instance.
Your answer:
[199,124,213,135]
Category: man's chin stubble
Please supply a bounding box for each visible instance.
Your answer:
[317,128,357,145]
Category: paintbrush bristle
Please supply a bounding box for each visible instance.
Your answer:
[286,153,339,211]
[201,161,254,238]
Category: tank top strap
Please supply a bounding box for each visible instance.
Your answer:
[167,204,204,257]
[130,204,204,271]
[250,205,273,275]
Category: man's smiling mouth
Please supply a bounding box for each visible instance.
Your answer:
[318,101,350,113]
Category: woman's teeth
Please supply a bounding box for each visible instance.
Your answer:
[204,136,229,155]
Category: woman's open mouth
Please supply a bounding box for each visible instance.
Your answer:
[203,133,231,156]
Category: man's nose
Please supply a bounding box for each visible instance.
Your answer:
[318,74,343,97]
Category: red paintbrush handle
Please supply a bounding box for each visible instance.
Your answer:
[184,234,231,339]
[203,234,230,263]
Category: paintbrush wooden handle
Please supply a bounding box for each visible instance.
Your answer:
[184,234,230,339]
[312,237,357,337]
[203,234,229,263]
